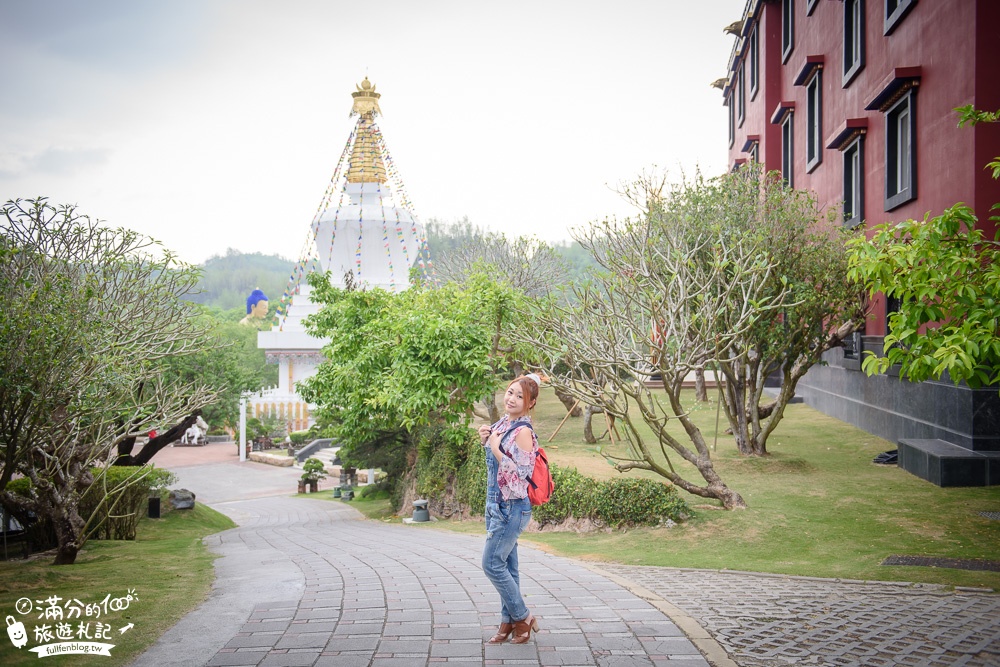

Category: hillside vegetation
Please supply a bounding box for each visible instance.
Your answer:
[189,228,595,311]
[187,249,299,312]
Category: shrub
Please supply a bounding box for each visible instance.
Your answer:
[289,430,310,446]
[84,466,178,540]
[342,421,690,529]
[533,466,689,529]
[4,466,177,546]
[358,481,390,500]
[593,477,690,527]
[532,465,600,525]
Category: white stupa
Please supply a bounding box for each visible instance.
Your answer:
[252,77,428,431]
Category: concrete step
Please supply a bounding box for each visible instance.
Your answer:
[300,446,381,485]
[899,438,1000,487]
[297,446,339,469]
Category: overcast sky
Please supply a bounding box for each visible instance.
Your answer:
[0,0,744,265]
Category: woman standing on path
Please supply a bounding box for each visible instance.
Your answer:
[477,374,542,645]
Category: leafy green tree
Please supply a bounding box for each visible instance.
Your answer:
[298,269,529,496]
[847,205,1000,388]
[427,220,585,416]
[847,107,1000,390]
[112,311,278,464]
[689,167,864,456]
[0,199,219,564]
[431,229,568,299]
[165,312,277,428]
[551,239,602,283]
[956,105,1000,178]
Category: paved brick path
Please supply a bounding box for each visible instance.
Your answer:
[134,448,709,667]
[135,443,999,667]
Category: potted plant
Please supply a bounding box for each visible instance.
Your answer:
[300,458,327,493]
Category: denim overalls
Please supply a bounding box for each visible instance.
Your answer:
[482,426,533,624]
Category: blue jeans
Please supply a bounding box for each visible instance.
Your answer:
[482,496,532,623]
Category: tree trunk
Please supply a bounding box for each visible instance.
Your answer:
[482,394,500,423]
[709,483,748,510]
[674,459,748,508]
[114,411,201,466]
[582,405,598,444]
[116,436,137,464]
[554,386,582,416]
[50,504,86,565]
[694,368,708,402]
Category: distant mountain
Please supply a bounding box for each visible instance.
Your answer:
[192,229,599,312]
[187,249,300,312]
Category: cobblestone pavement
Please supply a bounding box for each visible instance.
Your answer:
[599,565,1000,667]
[134,455,709,667]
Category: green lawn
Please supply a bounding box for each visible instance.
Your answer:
[2,387,993,667]
[432,388,1000,590]
[0,504,235,667]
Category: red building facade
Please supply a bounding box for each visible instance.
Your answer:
[723,0,1000,484]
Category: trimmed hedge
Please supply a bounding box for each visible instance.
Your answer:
[451,440,690,528]
[532,466,690,528]
[4,466,176,546]
[289,430,311,446]
[84,466,177,540]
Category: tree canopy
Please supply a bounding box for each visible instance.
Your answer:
[518,166,864,508]
[298,268,530,465]
[847,204,1000,389]
[847,106,1000,391]
[0,199,220,564]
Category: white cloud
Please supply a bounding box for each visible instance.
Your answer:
[0,0,745,264]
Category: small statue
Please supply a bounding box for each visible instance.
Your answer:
[240,289,269,326]
[181,424,201,445]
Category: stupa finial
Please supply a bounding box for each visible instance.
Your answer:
[351,77,382,117]
[346,76,387,183]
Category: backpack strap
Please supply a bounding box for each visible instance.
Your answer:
[504,419,533,436]
[501,419,534,458]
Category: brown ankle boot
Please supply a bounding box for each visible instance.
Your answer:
[486,622,514,644]
[510,614,539,644]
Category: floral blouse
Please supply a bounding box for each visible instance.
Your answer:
[488,414,539,501]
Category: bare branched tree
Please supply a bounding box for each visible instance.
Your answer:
[0,199,220,564]
[431,228,568,298]
[518,167,865,508]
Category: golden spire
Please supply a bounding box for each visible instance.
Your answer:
[350,77,382,117]
[347,77,387,184]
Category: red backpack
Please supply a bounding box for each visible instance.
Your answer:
[504,420,555,506]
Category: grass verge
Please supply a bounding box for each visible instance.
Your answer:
[430,388,1000,590]
[292,489,396,522]
[0,503,235,667]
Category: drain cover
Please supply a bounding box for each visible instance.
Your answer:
[980,511,1000,521]
[881,555,1000,572]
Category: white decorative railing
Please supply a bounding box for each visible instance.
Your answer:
[248,386,315,432]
